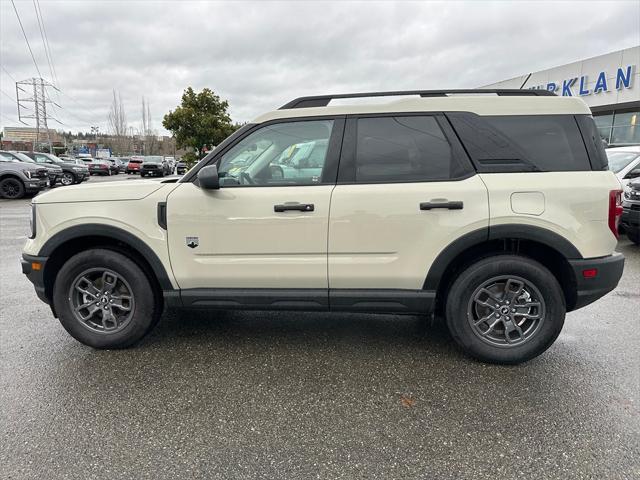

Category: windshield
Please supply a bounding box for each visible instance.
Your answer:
[144,156,163,164]
[607,151,639,173]
[13,152,36,163]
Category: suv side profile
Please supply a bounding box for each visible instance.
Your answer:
[21,89,624,364]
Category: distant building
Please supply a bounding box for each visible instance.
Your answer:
[1,126,64,152]
[483,46,640,146]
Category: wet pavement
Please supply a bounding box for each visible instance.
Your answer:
[1,187,639,479]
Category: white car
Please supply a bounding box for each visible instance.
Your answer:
[606,146,640,187]
[21,89,625,364]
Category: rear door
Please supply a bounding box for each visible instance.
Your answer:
[328,114,489,297]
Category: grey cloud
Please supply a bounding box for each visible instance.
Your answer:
[1,0,638,134]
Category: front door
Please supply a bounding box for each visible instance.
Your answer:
[166,118,343,296]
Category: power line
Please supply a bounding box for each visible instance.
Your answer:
[32,0,57,87]
[1,66,18,83]
[10,0,42,78]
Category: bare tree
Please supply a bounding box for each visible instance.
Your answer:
[107,89,129,154]
[141,96,157,155]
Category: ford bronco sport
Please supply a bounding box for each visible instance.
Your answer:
[21,89,625,364]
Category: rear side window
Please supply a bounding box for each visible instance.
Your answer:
[354,116,468,183]
[447,113,592,172]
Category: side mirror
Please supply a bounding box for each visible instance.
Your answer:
[625,168,640,179]
[197,164,220,190]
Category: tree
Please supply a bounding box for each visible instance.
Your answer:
[162,87,235,158]
[107,89,129,154]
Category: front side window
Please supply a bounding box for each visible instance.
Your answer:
[607,152,639,173]
[217,120,334,186]
[354,116,461,183]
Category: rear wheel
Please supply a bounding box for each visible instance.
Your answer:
[53,249,161,348]
[445,255,565,364]
[0,177,26,199]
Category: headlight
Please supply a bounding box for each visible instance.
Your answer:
[23,170,33,179]
[72,166,83,171]
[28,203,36,239]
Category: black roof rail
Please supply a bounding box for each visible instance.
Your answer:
[279,89,555,109]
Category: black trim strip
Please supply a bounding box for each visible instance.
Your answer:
[157,202,167,230]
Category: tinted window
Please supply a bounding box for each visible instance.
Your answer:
[218,120,334,186]
[448,113,591,172]
[354,116,463,183]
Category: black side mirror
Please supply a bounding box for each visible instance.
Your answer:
[197,164,220,189]
[625,168,640,179]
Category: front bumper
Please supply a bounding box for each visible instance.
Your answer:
[620,201,640,232]
[568,253,625,311]
[21,254,49,305]
[24,179,48,192]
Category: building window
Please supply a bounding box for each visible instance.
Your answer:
[595,111,640,147]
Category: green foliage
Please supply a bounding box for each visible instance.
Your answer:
[163,87,235,156]
[181,151,200,169]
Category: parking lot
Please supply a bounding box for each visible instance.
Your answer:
[1,177,639,479]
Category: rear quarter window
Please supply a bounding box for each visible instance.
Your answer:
[447,113,593,172]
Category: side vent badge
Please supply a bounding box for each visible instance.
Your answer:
[186,236,199,249]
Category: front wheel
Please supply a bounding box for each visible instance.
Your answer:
[61,172,76,186]
[0,177,26,199]
[445,255,565,364]
[53,249,161,348]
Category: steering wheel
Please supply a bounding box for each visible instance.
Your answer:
[240,172,255,185]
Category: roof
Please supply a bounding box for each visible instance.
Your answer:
[252,95,591,123]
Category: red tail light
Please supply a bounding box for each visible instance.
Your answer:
[608,189,623,238]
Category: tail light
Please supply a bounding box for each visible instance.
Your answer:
[608,189,623,238]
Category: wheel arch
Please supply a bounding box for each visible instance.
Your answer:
[426,225,581,314]
[39,224,173,306]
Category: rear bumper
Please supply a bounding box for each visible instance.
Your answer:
[21,254,49,305]
[568,253,624,311]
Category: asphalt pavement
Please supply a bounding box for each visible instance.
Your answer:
[1,177,639,480]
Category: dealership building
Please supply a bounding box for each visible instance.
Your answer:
[483,46,640,147]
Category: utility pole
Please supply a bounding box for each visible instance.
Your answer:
[16,77,59,152]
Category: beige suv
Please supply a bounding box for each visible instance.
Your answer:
[21,89,625,364]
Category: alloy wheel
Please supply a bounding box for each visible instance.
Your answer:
[467,275,545,347]
[1,179,23,199]
[61,173,74,185]
[68,268,135,333]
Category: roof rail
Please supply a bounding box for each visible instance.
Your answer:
[279,89,555,109]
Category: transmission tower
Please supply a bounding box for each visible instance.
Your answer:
[16,77,60,151]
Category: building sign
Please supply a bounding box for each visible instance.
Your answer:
[531,65,635,97]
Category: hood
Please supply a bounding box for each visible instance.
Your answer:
[33,178,165,204]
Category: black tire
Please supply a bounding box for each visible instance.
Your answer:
[627,229,640,245]
[60,172,76,186]
[53,248,161,349]
[0,177,26,199]
[445,255,565,365]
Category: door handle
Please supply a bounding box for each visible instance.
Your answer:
[274,203,315,212]
[419,201,464,210]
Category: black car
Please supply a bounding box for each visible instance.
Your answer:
[621,178,640,245]
[21,151,89,186]
[140,156,170,177]
[175,161,187,175]
[1,150,63,186]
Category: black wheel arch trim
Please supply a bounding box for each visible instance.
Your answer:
[38,223,174,290]
[423,224,582,290]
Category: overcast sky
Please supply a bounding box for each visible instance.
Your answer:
[1,0,639,135]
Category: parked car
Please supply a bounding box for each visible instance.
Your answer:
[175,161,187,175]
[88,160,113,176]
[0,150,63,186]
[620,178,640,245]
[140,156,170,177]
[115,157,130,173]
[606,146,640,188]
[104,157,126,174]
[0,152,49,199]
[20,89,624,364]
[21,151,90,186]
[126,157,143,174]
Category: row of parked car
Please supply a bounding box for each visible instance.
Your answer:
[0,150,186,199]
[606,146,640,245]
